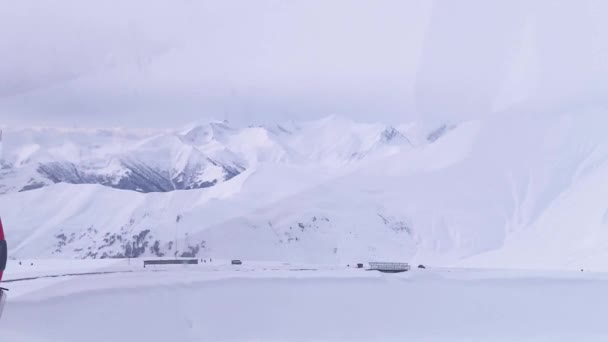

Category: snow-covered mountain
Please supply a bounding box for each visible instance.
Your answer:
[2,112,608,270]
[0,116,410,194]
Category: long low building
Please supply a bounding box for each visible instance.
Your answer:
[368,262,410,273]
[143,259,198,267]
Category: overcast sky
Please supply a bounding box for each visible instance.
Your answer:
[1,0,608,128]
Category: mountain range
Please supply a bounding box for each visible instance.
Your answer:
[2,112,608,270]
[0,116,412,194]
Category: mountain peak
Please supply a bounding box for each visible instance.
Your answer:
[179,120,233,145]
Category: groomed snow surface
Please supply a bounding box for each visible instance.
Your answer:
[2,260,608,341]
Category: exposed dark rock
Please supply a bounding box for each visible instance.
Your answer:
[19,181,47,192]
[31,157,244,193]
[427,124,456,143]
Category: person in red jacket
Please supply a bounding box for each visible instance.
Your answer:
[0,217,7,318]
[0,217,5,279]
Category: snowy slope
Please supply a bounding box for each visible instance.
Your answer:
[2,112,608,270]
[4,266,608,342]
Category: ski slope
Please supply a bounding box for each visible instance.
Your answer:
[2,261,608,341]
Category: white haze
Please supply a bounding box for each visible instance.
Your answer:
[1,0,608,128]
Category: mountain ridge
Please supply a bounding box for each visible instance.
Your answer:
[0,116,412,194]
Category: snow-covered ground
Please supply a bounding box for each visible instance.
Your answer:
[2,260,608,341]
[2,114,608,341]
[4,113,608,341]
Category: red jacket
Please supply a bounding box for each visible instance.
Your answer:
[0,218,5,283]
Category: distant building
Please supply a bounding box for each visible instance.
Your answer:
[368,262,410,273]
